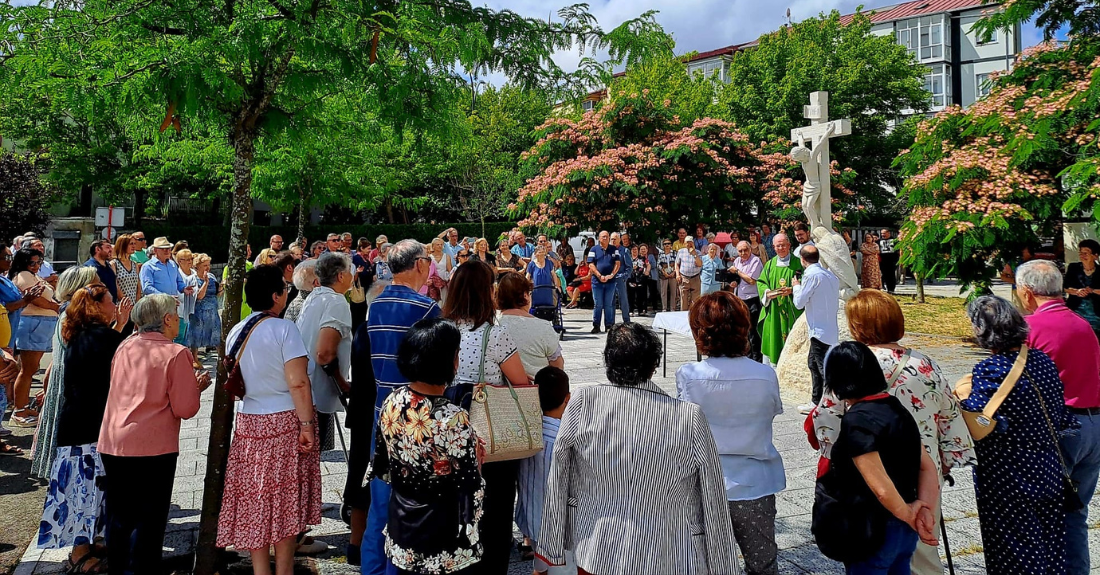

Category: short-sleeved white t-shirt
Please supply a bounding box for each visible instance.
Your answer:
[296,286,353,414]
[227,313,309,415]
[453,320,518,386]
[497,314,562,378]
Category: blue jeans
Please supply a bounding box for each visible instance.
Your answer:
[614,276,631,323]
[361,478,397,575]
[591,280,616,328]
[1061,412,1100,575]
[844,518,917,575]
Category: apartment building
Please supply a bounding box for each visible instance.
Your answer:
[585,0,1022,114]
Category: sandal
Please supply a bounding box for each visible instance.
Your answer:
[66,552,106,574]
[10,414,37,427]
[0,441,23,456]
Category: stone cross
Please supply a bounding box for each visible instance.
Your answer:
[789,91,851,234]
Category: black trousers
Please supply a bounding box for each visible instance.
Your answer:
[879,252,899,293]
[350,300,368,333]
[101,452,177,575]
[743,296,763,363]
[343,394,375,511]
[479,459,520,575]
[808,337,831,405]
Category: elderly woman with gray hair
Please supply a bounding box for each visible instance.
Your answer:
[285,259,318,323]
[960,295,1078,575]
[97,294,210,574]
[297,252,354,454]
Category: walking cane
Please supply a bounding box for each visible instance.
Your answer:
[940,474,956,575]
[331,376,353,525]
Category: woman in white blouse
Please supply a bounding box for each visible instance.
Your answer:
[677,291,785,575]
[496,271,564,378]
[442,259,527,575]
[428,237,452,302]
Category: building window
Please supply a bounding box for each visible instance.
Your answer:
[924,64,951,108]
[897,15,946,62]
[582,99,595,111]
[976,73,993,98]
[977,28,998,45]
[688,59,728,82]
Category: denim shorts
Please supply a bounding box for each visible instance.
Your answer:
[15,315,57,352]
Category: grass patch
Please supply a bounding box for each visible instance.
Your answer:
[894,295,973,339]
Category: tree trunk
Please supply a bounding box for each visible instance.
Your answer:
[133,188,146,227]
[384,197,395,224]
[480,214,486,240]
[194,127,256,575]
[915,273,926,304]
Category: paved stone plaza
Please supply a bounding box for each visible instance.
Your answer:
[15,287,1100,574]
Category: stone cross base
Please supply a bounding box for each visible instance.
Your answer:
[776,307,853,397]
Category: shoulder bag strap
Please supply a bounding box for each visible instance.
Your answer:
[476,323,492,384]
[1026,369,1074,477]
[886,349,913,386]
[981,344,1029,420]
[228,313,272,363]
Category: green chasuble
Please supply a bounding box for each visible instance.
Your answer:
[757,256,804,364]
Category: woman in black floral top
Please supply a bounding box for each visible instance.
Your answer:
[370,318,484,575]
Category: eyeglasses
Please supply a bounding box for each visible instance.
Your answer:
[133,237,146,242]
[28,260,41,266]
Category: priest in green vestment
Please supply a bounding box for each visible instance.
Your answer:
[757,233,803,365]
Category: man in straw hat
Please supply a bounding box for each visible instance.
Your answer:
[139,237,193,298]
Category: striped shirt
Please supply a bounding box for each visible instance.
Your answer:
[515,415,561,541]
[366,284,440,417]
[537,381,739,575]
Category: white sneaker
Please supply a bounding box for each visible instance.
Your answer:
[797,403,815,415]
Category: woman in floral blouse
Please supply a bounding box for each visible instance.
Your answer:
[370,317,484,575]
[811,289,976,575]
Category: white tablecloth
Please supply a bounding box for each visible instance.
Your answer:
[652,311,692,337]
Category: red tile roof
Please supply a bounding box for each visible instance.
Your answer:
[838,0,992,25]
[683,43,752,63]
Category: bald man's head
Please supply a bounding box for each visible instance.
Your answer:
[800,245,820,265]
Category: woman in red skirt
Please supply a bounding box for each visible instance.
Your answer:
[217,265,322,575]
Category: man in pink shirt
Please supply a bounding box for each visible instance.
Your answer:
[1017,259,1100,574]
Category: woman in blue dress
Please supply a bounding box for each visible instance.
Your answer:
[700,243,721,296]
[526,245,560,309]
[962,295,1077,575]
[187,254,222,358]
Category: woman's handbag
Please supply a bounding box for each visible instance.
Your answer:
[221,312,273,400]
[1028,370,1086,512]
[467,325,544,463]
[348,276,367,304]
[953,344,1028,441]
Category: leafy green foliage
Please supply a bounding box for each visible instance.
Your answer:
[715,11,930,219]
[0,153,57,242]
[895,39,1100,291]
[974,0,1100,41]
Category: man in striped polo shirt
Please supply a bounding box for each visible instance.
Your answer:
[360,239,440,574]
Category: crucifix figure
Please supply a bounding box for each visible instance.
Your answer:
[789,91,851,234]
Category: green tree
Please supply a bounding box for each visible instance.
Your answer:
[975,0,1100,40]
[610,52,719,124]
[0,153,57,242]
[1,2,656,570]
[715,11,930,219]
[895,39,1100,292]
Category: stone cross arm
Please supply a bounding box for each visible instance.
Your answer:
[790,118,852,143]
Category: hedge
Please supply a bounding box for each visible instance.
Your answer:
[136,222,518,262]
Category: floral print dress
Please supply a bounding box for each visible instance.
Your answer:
[369,386,485,574]
[812,347,977,471]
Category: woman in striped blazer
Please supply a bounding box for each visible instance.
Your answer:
[537,323,740,575]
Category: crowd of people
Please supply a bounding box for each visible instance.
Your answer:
[2,222,1099,575]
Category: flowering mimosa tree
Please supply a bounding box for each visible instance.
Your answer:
[513,89,824,238]
[895,39,1100,290]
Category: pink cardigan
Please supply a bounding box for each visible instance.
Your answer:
[98,332,201,457]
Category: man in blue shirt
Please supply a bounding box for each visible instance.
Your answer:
[139,237,191,297]
[586,230,621,334]
[84,239,118,300]
[511,231,535,264]
[761,223,777,259]
[437,227,462,268]
[611,232,631,324]
[792,245,839,413]
[361,239,440,574]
